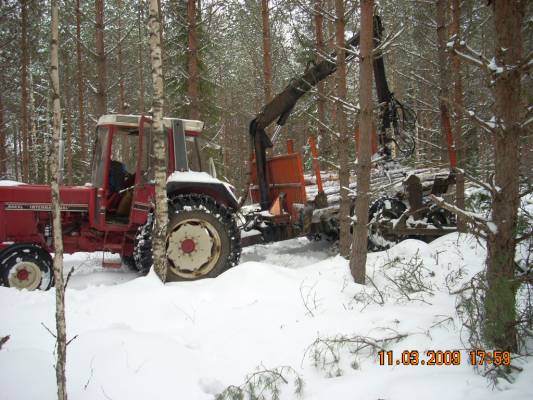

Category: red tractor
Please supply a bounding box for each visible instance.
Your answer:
[0,115,241,290]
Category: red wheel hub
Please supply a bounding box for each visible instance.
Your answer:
[181,238,196,254]
[17,269,29,281]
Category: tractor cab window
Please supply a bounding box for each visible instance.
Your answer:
[105,127,139,223]
[140,122,155,184]
[110,128,139,180]
[91,126,109,188]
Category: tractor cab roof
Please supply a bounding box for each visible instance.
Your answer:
[97,114,204,135]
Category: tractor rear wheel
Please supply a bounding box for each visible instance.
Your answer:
[0,244,54,291]
[133,194,241,281]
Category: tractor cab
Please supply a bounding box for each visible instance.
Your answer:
[91,115,204,229]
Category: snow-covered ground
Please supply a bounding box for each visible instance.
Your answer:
[1,234,532,400]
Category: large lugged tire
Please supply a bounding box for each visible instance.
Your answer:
[367,196,407,251]
[0,244,54,291]
[133,194,241,281]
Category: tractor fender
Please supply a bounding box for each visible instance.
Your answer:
[166,180,239,210]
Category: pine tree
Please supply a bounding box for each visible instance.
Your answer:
[349,0,373,284]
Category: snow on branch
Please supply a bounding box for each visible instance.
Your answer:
[373,25,406,56]
[448,38,492,75]
[440,96,500,136]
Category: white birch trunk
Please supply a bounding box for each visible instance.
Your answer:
[147,0,168,282]
[49,0,67,398]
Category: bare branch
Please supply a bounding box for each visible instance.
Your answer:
[429,194,489,238]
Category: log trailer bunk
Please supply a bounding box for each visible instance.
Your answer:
[0,16,456,291]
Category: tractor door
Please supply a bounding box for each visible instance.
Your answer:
[104,125,140,225]
[129,116,155,225]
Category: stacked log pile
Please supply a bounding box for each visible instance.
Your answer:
[304,163,452,206]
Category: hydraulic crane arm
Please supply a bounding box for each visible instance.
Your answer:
[251,15,403,210]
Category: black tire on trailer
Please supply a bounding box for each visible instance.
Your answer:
[133,194,241,281]
[0,243,54,291]
[367,196,407,251]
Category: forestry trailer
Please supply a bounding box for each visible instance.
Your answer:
[0,16,456,290]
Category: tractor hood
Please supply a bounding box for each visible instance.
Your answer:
[0,182,93,212]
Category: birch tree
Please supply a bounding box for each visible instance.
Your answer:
[147,0,168,282]
[49,0,67,397]
[349,0,373,284]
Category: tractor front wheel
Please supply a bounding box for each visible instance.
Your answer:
[0,244,54,290]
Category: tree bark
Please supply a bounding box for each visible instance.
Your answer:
[261,0,273,103]
[349,0,373,284]
[49,0,67,398]
[75,0,86,180]
[95,0,107,117]
[117,0,126,113]
[148,0,168,282]
[20,0,30,182]
[314,0,328,158]
[187,0,203,171]
[63,55,73,186]
[326,0,336,128]
[450,0,466,232]
[0,89,5,178]
[436,0,452,164]
[484,0,524,353]
[187,0,200,120]
[334,0,350,258]
[138,0,145,113]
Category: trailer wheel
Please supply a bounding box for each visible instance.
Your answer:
[0,244,54,291]
[367,197,407,251]
[133,194,241,281]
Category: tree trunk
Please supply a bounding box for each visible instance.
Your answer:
[148,0,168,282]
[95,0,107,117]
[484,0,524,353]
[0,91,6,178]
[116,0,129,163]
[187,0,203,171]
[75,0,86,180]
[117,0,126,113]
[14,127,19,181]
[138,0,145,113]
[49,0,67,398]
[261,0,273,103]
[326,0,336,128]
[334,0,350,258]
[28,57,39,183]
[436,0,452,164]
[349,0,373,284]
[314,0,328,158]
[187,0,200,120]
[63,55,73,186]
[20,0,30,182]
[450,0,466,232]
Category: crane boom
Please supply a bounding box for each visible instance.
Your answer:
[250,15,402,210]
